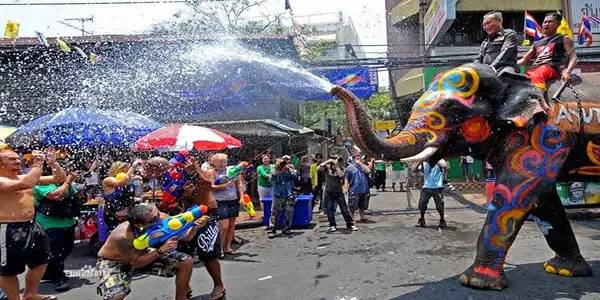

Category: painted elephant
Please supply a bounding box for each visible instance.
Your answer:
[331,63,599,290]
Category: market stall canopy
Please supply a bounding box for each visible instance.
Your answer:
[133,124,241,152]
[6,108,161,148]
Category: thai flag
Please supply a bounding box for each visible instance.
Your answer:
[35,31,48,47]
[587,15,600,24]
[524,11,543,41]
[579,15,594,47]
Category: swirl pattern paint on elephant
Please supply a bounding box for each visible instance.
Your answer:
[331,63,599,290]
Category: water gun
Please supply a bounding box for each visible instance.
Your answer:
[133,204,208,250]
[214,161,250,184]
[240,194,256,219]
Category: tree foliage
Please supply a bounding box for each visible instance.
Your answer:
[301,40,337,61]
[299,89,398,132]
[151,0,285,35]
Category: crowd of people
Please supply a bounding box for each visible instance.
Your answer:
[0,143,408,300]
[0,138,495,300]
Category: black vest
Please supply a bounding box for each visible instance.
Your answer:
[532,34,567,70]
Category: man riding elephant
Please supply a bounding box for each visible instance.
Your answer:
[475,11,519,75]
[518,12,578,110]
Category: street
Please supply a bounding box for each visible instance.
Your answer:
[35,190,600,300]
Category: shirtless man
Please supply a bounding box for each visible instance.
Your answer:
[96,203,206,300]
[186,156,226,300]
[0,146,66,300]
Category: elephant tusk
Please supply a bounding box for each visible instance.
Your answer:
[400,147,439,163]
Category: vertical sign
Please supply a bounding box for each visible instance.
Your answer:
[423,0,456,50]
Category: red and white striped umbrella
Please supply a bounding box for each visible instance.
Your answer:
[133,124,242,151]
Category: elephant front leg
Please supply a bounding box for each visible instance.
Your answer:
[458,186,538,290]
[532,185,593,277]
[459,125,572,290]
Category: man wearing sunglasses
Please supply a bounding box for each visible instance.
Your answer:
[96,204,208,300]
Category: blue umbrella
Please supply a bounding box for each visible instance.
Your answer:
[6,108,162,148]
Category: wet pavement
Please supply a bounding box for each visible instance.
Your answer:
[27,189,600,300]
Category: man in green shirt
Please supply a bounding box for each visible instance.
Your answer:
[390,161,407,192]
[373,160,387,192]
[33,172,79,292]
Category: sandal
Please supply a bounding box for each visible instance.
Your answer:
[23,296,58,300]
[208,288,226,300]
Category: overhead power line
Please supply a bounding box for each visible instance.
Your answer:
[0,0,190,5]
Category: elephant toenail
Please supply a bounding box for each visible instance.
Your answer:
[544,264,558,274]
[558,269,572,276]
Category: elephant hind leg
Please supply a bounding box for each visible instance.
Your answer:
[531,185,593,277]
[543,257,592,277]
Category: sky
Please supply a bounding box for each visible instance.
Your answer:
[1,0,388,85]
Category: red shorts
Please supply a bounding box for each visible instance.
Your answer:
[525,65,560,91]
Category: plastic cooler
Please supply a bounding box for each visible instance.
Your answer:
[261,194,313,228]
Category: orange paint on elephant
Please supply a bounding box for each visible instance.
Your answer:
[586,141,600,166]
[548,102,600,133]
[492,208,527,248]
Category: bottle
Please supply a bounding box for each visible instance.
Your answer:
[133,179,143,197]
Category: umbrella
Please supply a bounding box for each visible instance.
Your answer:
[6,108,162,148]
[0,126,17,145]
[133,124,241,152]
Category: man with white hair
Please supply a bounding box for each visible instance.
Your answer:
[475,11,519,74]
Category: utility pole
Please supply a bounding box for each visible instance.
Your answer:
[59,16,94,36]
[561,0,570,22]
[418,0,428,61]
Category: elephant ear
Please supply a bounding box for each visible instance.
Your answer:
[496,79,546,127]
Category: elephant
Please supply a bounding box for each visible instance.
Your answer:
[330,63,599,290]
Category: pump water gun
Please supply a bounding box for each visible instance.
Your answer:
[133,204,208,250]
[214,161,250,184]
[240,194,256,219]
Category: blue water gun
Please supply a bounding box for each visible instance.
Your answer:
[132,205,208,250]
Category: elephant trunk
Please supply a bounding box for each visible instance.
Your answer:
[330,86,431,161]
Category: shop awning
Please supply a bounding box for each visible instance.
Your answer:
[390,0,420,25]
[194,118,314,139]
[394,68,423,97]
[0,126,17,144]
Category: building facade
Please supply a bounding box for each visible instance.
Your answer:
[292,12,366,60]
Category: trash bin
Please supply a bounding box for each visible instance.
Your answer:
[261,194,313,228]
[556,182,570,204]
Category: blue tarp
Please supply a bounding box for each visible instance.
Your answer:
[32,42,381,121]
[174,65,378,115]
